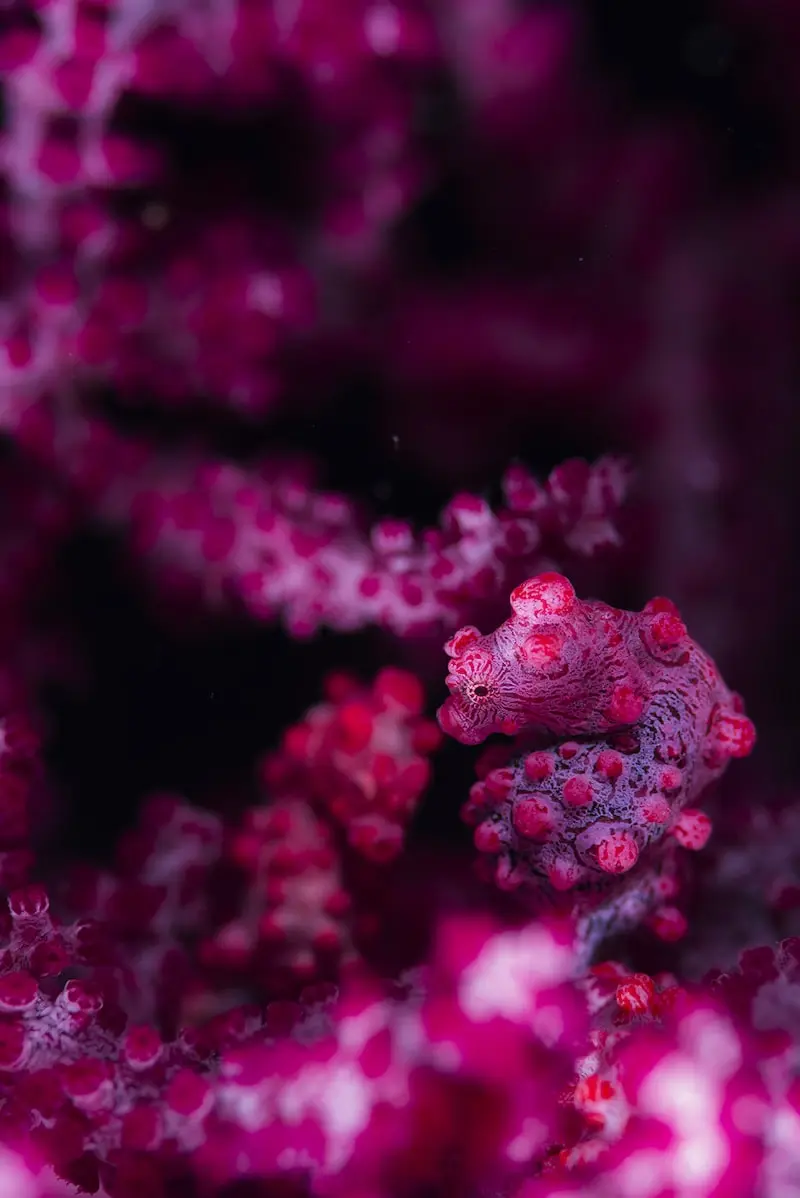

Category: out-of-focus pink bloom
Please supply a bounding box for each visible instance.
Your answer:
[264,667,441,861]
[92,450,629,635]
[202,792,359,993]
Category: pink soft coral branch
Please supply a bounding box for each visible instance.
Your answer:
[96,449,630,636]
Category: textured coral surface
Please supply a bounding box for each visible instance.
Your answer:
[0,0,798,1195]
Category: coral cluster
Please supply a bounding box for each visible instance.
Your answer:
[0,0,798,1195]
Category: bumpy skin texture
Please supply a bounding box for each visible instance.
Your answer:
[439,574,755,930]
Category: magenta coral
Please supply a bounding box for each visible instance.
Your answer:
[89,450,629,635]
[265,666,442,860]
[204,792,357,992]
[0,0,798,1195]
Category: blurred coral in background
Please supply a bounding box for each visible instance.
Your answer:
[0,0,798,1194]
